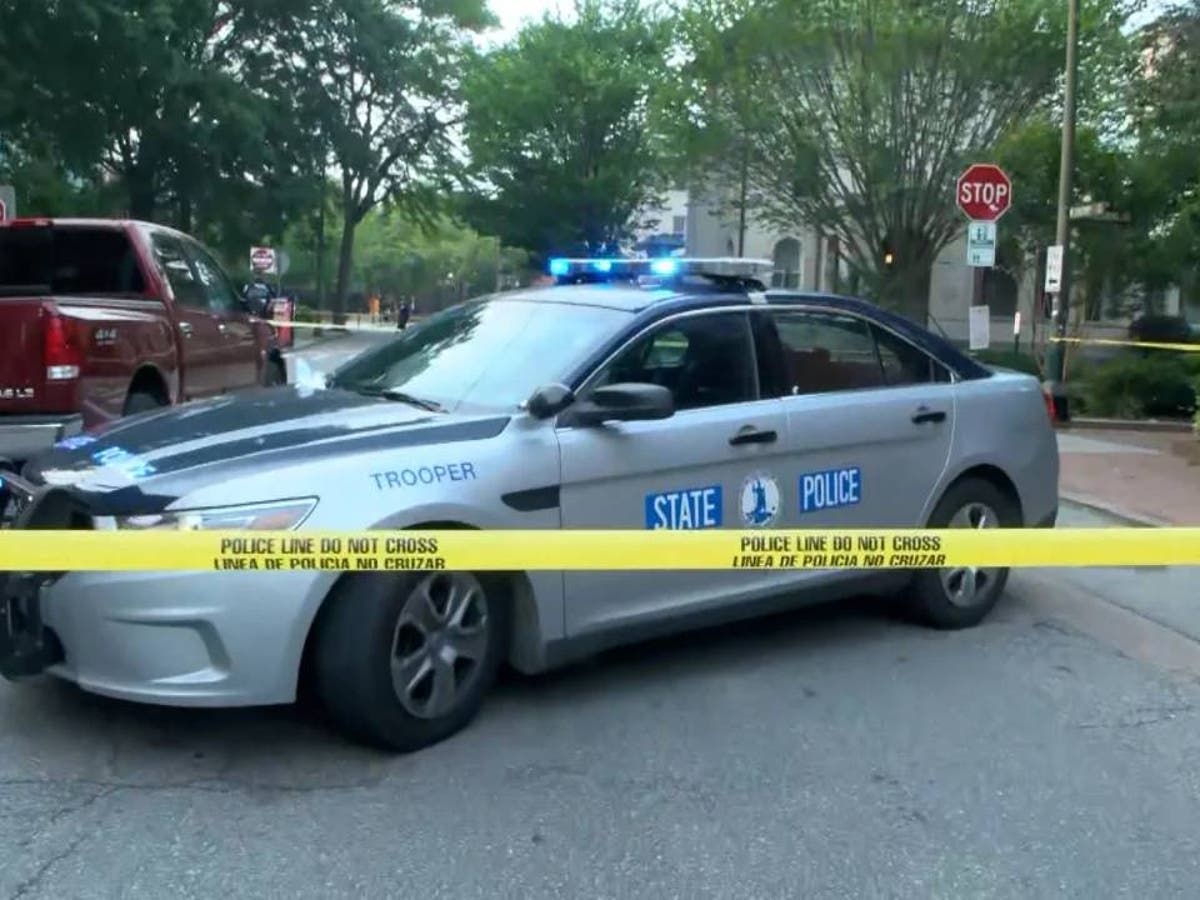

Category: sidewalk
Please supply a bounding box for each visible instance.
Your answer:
[1057,428,1200,525]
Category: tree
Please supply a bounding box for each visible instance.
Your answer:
[1132,3,1200,302]
[675,0,1124,322]
[0,0,320,259]
[461,0,672,263]
[269,0,491,317]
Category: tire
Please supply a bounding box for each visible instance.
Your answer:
[904,477,1020,630]
[123,390,165,417]
[312,570,510,751]
[262,358,286,387]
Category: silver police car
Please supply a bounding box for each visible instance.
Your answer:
[0,258,1058,751]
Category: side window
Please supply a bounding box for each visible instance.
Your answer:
[872,325,949,386]
[772,311,885,395]
[593,312,757,411]
[187,243,240,315]
[151,235,206,310]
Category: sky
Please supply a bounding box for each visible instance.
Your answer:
[487,0,566,44]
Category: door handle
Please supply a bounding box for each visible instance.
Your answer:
[911,407,947,425]
[179,322,193,338]
[729,427,778,446]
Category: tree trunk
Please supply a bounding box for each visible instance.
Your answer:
[127,167,157,220]
[333,216,357,322]
[877,258,934,326]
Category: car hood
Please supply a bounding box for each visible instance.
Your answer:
[22,386,510,515]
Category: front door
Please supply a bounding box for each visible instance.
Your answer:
[186,241,260,388]
[148,233,225,400]
[557,309,795,638]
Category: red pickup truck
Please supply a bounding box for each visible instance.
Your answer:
[0,218,286,461]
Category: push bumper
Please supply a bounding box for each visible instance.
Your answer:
[0,413,84,462]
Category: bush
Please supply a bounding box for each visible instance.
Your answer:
[971,348,1042,377]
[1079,354,1197,419]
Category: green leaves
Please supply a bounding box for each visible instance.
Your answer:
[460,0,672,261]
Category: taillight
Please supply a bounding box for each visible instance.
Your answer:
[1043,389,1056,422]
[43,308,82,381]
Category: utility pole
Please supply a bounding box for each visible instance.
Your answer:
[1046,0,1079,420]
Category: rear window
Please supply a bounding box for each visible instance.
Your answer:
[0,226,146,296]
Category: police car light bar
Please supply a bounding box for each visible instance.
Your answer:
[547,257,774,282]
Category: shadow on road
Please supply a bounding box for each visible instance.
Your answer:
[0,591,958,783]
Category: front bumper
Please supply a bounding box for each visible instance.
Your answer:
[27,569,329,706]
[0,413,84,462]
[0,469,332,706]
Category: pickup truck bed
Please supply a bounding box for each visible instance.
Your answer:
[0,219,284,462]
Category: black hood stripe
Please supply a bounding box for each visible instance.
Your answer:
[57,416,511,517]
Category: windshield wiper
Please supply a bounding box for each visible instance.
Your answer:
[353,385,443,412]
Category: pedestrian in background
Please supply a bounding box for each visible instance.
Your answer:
[398,300,411,330]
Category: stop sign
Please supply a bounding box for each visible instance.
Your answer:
[250,246,276,273]
[957,163,1012,222]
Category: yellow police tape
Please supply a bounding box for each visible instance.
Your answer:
[1050,336,1200,353]
[0,528,1198,573]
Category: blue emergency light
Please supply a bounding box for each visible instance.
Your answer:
[545,256,774,286]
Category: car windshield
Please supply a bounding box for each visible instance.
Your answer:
[327,296,630,413]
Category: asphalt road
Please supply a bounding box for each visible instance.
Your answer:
[3,501,1200,898]
[4,334,1199,897]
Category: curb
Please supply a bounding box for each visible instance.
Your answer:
[1055,418,1193,434]
[1059,492,1170,528]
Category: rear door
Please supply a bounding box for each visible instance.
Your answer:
[757,307,956,569]
[185,240,259,388]
[148,232,224,400]
[558,308,795,637]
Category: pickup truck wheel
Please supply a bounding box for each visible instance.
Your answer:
[313,571,509,752]
[904,478,1020,630]
[262,358,286,387]
[123,390,165,416]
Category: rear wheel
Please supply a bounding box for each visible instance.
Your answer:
[905,477,1019,629]
[123,389,165,417]
[313,570,509,751]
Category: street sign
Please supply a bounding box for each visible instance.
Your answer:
[969,305,990,350]
[956,164,1012,222]
[250,246,277,275]
[1045,245,1064,293]
[966,220,996,267]
[0,185,15,222]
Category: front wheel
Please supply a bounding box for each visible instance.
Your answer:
[312,571,509,751]
[904,478,1020,630]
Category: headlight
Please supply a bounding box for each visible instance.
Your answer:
[94,498,318,532]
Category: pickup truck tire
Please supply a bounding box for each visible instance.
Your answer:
[905,477,1019,630]
[312,570,510,752]
[123,390,166,416]
[262,358,286,387]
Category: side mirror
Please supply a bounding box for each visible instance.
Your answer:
[525,383,575,419]
[558,382,674,428]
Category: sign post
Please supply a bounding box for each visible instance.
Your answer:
[0,185,15,222]
[956,163,1011,347]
